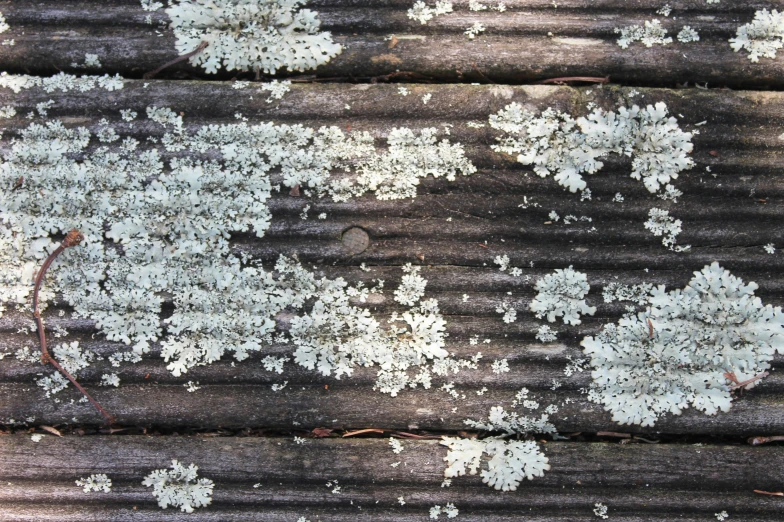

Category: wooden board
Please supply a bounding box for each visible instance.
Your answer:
[1,435,783,521]
[0,1,783,87]
[0,82,782,435]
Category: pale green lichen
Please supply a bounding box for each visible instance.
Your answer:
[489,101,694,194]
[583,263,784,427]
[166,0,342,74]
[0,91,476,399]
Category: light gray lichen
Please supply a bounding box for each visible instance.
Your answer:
[530,266,596,325]
[729,9,784,63]
[489,101,694,194]
[142,460,214,513]
[0,99,476,399]
[166,0,342,74]
[582,263,784,427]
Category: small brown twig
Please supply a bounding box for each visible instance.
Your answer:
[647,318,655,339]
[754,490,784,497]
[144,41,209,79]
[342,428,385,437]
[536,75,610,85]
[724,371,770,390]
[596,431,631,438]
[749,436,784,446]
[33,229,113,423]
[391,431,442,440]
[472,63,496,84]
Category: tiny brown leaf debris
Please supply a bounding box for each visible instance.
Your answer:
[647,318,654,339]
[311,427,334,438]
[39,425,62,437]
[388,36,399,49]
[289,184,301,197]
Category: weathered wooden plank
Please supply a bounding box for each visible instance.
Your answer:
[1,82,783,434]
[1,1,783,87]
[0,435,782,521]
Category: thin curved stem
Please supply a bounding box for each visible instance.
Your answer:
[33,229,114,423]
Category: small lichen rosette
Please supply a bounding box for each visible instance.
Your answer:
[530,266,596,325]
[582,263,784,427]
[166,0,342,74]
[441,436,550,491]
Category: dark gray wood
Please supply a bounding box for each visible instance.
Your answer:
[0,1,783,87]
[1,82,783,433]
[0,435,782,521]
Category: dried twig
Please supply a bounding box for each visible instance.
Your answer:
[748,435,784,446]
[391,431,442,440]
[724,371,769,390]
[647,318,654,339]
[33,229,113,423]
[343,428,385,437]
[537,75,610,85]
[144,41,209,79]
[754,490,784,497]
[596,431,631,438]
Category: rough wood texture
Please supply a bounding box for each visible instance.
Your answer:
[1,435,783,521]
[1,82,783,435]
[1,1,784,87]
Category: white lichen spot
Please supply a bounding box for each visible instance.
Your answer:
[593,502,609,519]
[30,433,44,443]
[184,380,201,392]
[100,373,121,387]
[729,9,784,63]
[142,460,214,513]
[764,243,776,254]
[271,381,288,391]
[496,302,517,324]
[71,54,102,69]
[715,511,729,522]
[408,1,453,25]
[644,208,690,251]
[491,359,510,374]
[464,22,486,39]
[389,437,404,454]
[166,0,342,74]
[429,502,459,519]
[394,264,427,306]
[422,93,433,105]
[677,26,700,43]
[141,0,164,11]
[535,325,557,343]
[615,20,673,49]
[656,5,672,17]
[76,474,112,493]
[530,267,596,325]
[494,255,510,272]
[260,80,291,103]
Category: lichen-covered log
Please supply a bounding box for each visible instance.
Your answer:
[0,1,783,87]
[0,82,783,434]
[0,435,782,521]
